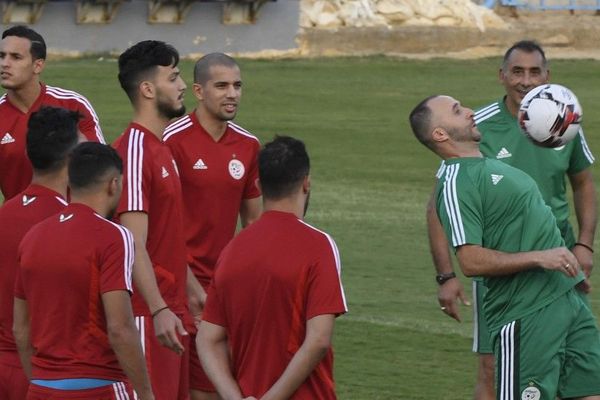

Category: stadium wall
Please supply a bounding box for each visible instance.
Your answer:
[0,1,300,56]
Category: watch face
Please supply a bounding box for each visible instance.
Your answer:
[436,273,455,285]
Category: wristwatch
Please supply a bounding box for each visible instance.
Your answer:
[436,272,456,285]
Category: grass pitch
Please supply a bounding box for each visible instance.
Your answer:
[27,56,600,399]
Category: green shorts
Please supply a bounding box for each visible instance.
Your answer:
[491,289,600,400]
[472,279,493,354]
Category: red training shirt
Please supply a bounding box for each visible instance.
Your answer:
[203,210,348,399]
[113,122,188,315]
[164,113,261,288]
[0,184,67,366]
[15,203,133,380]
[0,84,105,200]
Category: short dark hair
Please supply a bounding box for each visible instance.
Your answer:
[26,106,79,172]
[409,95,438,150]
[193,52,239,84]
[259,135,310,200]
[118,40,180,102]
[503,40,547,69]
[68,142,123,190]
[2,25,46,60]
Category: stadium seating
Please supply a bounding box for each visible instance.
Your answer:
[2,0,46,24]
[2,0,276,25]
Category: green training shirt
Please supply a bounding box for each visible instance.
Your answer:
[436,157,582,331]
[474,98,595,247]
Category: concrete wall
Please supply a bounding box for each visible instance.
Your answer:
[1,0,300,56]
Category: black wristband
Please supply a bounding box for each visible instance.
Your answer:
[575,242,594,253]
[435,272,456,285]
[151,306,169,319]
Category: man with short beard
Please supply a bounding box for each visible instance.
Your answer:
[113,40,202,399]
[163,53,262,400]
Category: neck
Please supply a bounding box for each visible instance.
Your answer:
[263,196,306,220]
[132,107,170,140]
[504,96,519,117]
[195,108,228,141]
[7,80,41,113]
[69,194,110,218]
[441,142,483,159]
[30,169,68,199]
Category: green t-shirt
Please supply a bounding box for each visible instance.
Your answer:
[436,157,582,331]
[474,98,595,248]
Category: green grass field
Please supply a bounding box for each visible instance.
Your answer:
[14,56,600,399]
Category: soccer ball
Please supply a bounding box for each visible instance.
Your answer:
[518,83,582,148]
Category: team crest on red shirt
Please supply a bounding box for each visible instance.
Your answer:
[228,159,245,180]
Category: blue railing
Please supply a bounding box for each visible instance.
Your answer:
[485,0,600,9]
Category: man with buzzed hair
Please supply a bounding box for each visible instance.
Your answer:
[0,106,78,399]
[14,142,154,399]
[426,40,596,399]
[198,135,347,400]
[0,25,105,201]
[164,52,261,400]
[411,94,600,400]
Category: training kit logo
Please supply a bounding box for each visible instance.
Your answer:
[161,166,169,178]
[491,174,504,185]
[22,195,36,206]
[521,385,541,400]
[59,214,74,223]
[1,132,15,145]
[228,159,245,180]
[193,158,208,170]
[496,147,512,159]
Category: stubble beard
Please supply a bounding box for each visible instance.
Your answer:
[157,97,186,120]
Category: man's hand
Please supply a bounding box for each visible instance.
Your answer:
[573,244,593,293]
[438,278,470,322]
[153,308,187,355]
[572,244,593,278]
[187,266,207,323]
[537,247,579,277]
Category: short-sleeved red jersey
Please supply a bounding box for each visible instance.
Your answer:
[113,123,187,315]
[164,113,260,288]
[0,84,105,200]
[15,203,133,380]
[0,185,66,365]
[203,210,348,399]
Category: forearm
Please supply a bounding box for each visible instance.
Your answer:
[198,335,243,400]
[13,326,33,379]
[12,298,32,379]
[132,246,167,313]
[261,314,334,400]
[426,193,455,274]
[572,176,597,245]
[260,342,328,400]
[456,244,572,277]
[109,324,154,400]
[187,266,207,319]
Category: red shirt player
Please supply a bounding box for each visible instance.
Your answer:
[163,53,262,400]
[199,136,348,400]
[0,26,105,201]
[13,142,153,399]
[0,106,78,400]
[114,40,200,400]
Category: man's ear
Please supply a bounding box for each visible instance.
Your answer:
[139,80,155,100]
[432,127,449,143]
[192,83,204,102]
[255,178,261,193]
[302,175,310,194]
